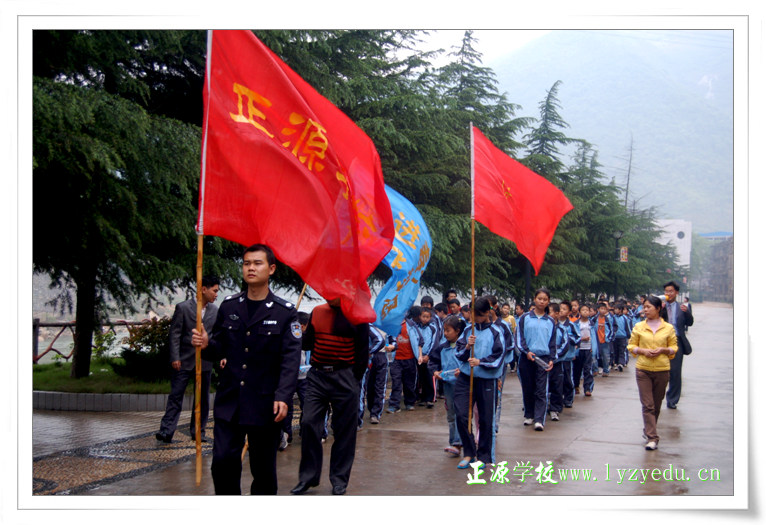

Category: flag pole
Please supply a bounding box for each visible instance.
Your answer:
[468,123,476,436]
[241,282,309,462]
[194,234,204,486]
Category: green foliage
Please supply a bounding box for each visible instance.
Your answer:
[33,361,173,394]
[112,318,171,382]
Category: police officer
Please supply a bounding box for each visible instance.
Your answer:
[290,298,369,495]
[193,243,301,495]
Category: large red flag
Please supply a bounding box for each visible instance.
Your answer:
[472,125,573,275]
[198,30,394,323]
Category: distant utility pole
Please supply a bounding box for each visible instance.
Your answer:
[624,133,633,208]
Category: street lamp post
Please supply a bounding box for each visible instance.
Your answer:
[613,230,624,301]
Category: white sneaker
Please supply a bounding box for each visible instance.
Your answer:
[550,411,559,421]
[645,441,658,450]
[534,422,544,431]
[278,432,289,451]
[523,418,534,426]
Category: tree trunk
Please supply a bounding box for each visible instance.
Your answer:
[70,266,97,379]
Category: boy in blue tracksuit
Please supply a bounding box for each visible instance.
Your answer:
[428,314,467,459]
[557,301,581,408]
[412,307,437,407]
[491,306,515,434]
[360,325,392,427]
[454,297,506,468]
[516,288,557,431]
[546,303,571,421]
[592,302,615,376]
[611,303,633,372]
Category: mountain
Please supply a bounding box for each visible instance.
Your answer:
[489,29,734,234]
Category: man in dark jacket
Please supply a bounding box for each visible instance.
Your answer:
[155,276,219,443]
[661,281,694,409]
[193,244,301,495]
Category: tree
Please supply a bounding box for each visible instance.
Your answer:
[33,31,239,378]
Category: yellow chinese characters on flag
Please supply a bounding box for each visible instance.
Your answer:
[198,30,394,324]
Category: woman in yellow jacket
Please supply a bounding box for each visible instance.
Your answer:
[627,295,678,450]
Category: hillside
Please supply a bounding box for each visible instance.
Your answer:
[489,29,733,234]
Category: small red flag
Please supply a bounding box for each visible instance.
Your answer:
[198,30,394,323]
[472,125,573,275]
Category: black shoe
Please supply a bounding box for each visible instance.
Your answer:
[155,432,172,443]
[290,481,318,495]
[190,435,208,442]
[332,485,347,495]
[667,404,677,409]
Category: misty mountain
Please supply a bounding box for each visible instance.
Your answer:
[489,29,733,234]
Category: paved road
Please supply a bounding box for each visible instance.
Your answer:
[30,303,738,501]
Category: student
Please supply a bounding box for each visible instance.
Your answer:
[558,301,580,408]
[460,304,472,324]
[487,297,515,434]
[413,306,436,408]
[428,315,466,458]
[547,303,571,421]
[568,299,581,323]
[612,303,633,372]
[447,298,461,316]
[515,288,557,431]
[387,307,423,413]
[360,325,392,426]
[572,304,595,397]
[593,302,615,377]
[454,297,506,468]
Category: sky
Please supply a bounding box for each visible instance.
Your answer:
[419,29,551,66]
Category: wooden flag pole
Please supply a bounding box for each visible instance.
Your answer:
[241,282,309,462]
[194,234,204,486]
[468,122,476,436]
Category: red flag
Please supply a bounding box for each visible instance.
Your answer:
[198,30,394,323]
[472,125,573,275]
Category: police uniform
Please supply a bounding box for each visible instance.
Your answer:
[295,303,369,494]
[202,290,301,495]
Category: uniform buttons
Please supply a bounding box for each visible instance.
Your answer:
[246,331,250,336]
[240,381,245,386]
[242,364,247,370]
[245,348,249,352]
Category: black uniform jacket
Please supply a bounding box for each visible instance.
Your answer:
[202,290,301,426]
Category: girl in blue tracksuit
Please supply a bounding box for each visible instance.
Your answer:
[428,314,467,459]
[558,301,581,408]
[454,297,506,468]
[516,288,557,431]
[546,303,571,421]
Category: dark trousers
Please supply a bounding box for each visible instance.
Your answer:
[159,369,211,438]
[388,358,417,409]
[636,369,670,442]
[666,350,684,407]
[518,354,550,424]
[283,378,307,438]
[364,352,389,419]
[454,374,496,464]
[613,338,628,367]
[417,361,435,404]
[562,360,575,406]
[547,361,564,413]
[573,349,594,393]
[211,416,281,495]
[299,367,360,488]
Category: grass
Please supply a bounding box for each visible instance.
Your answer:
[32,361,182,394]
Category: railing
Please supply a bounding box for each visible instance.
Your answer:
[33,319,154,364]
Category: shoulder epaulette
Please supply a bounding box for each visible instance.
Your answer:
[223,291,246,302]
[271,295,295,309]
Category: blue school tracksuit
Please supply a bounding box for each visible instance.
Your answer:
[428,339,462,448]
[493,318,515,434]
[412,320,437,404]
[547,321,571,414]
[591,314,615,375]
[454,321,505,464]
[559,319,581,407]
[359,325,390,425]
[611,314,633,368]
[516,312,557,426]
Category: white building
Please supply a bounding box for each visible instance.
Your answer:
[656,219,692,268]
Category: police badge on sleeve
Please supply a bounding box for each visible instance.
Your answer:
[291,321,302,339]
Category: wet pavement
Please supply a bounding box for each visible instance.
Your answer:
[30,303,738,500]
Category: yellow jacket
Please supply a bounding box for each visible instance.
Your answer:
[627,319,678,372]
